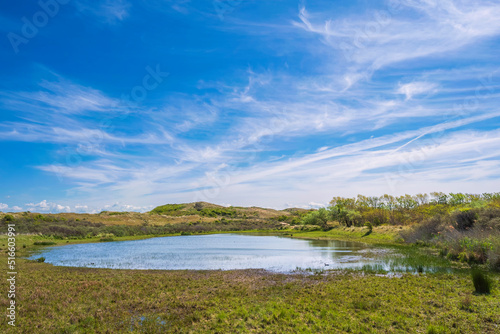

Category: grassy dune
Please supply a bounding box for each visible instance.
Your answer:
[0,202,291,227]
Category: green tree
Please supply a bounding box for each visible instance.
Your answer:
[302,208,329,230]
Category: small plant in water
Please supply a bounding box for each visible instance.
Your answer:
[471,269,491,294]
[36,257,45,263]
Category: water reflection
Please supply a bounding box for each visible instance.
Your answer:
[28,234,451,273]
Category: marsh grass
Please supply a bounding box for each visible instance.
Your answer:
[352,298,381,311]
[1,259,498,333]
[472,269,492,294]
[427,325,447,334]
[0,235,499,333]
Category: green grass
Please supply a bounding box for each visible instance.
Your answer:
[1,231,499,333]
[0,256,498,333]
[149,203,187,215]
[290,225,405,246]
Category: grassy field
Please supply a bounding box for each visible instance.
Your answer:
[0,256,499,333]
[290,224,406,245]
[0,230,499,333]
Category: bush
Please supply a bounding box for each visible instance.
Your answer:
[459,237,492,264]
[487,217,500,230]
[194,202,203,211]
[36,257,45,263]
[477,207,500,229]
[452,209,477,231]
[301,208,329,229]
[488,245,500,271]
[276,215,289,222]
[471,270,491,294]
[34,241,56,246]
[400,215,445,243]
[3,214,14,222]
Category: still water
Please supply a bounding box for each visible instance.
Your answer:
[28,234,438,272]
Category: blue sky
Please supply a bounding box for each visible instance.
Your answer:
[1,0,500,213]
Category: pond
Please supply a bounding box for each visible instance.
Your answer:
[28,234,449,273]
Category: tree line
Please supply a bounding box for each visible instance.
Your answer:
[302,192,500,228]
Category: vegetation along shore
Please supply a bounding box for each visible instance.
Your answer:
[1,192,499,333]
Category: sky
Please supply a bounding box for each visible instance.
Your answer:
[1,0,500,213]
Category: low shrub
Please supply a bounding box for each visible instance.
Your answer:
[452,209,477,231]
[400,215,445,243]
[471,270,491,294]
[36,257,45,263]
[34,241,56,246]
[2,214,14,222]
[488,247,500,271]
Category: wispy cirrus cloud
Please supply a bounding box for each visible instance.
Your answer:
[74,0,131,24]
[294,0,500,85]
[1,0,500,212]
[397,82,438,100]
[0,78,120,115]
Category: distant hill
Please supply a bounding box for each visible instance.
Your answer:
[0,202,305,227]
[149,202,289,219]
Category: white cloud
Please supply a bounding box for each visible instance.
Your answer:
[25,200,71,213]
[294,1,500,82]
[0,204,23,212]
[102,203,153,212]
[18,200,153,214]
[307,202,327,209]
[3,1,500,211]
[0,78,120,115]
[397,82,437,100]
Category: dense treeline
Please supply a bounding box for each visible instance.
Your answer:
[0,213,280,239]
[301,192,500,228]
[301,192,500,270]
